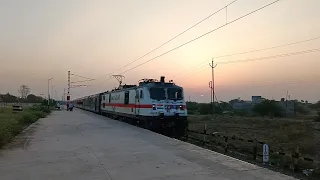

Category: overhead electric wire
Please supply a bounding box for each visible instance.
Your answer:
[217,75,320,89]
[176,48,320,80]
[107,0,239,76]
[176,64,209,80]
[70,79,95,84]
[70,73,95,80]
[117,0,281,76]
[174,36,320,79]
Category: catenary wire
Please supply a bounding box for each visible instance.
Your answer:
[174,36,320,79]
[116,0,281,76]
[107,0,239,76]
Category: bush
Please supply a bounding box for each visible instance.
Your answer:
[20,113,37,124]
[295,102,310,115]
[0,118,23,146]
[186,102,222,115]
[234,110,249,116]
[315,111,320,122]
[253,100,284,117]
[41,107,51,114]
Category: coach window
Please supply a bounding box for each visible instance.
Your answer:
[109,94,111,103]
[124,91,129,104]
[102,95,105,100]
[140,90,143,99]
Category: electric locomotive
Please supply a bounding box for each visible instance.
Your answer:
[73,76,188,137]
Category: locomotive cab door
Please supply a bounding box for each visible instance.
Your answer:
[135,90,140,115]
[95,97,98,112]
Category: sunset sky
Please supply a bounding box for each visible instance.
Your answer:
[1,0,319,103]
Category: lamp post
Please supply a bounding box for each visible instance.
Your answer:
[48,78,53,108]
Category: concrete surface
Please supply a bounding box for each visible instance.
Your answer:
[0,109,297,180]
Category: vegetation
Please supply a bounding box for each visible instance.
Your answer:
[315,110,320,122]
[187,99,320,118]
[309,101,320,109]
[0,105,51,147]
[186,99,320,163]
[0,93,44,103]
[186,101,223,115]
[253,99,284,117]
[0,85,53,147]
[187,114,319,162]
[0,85,45,104]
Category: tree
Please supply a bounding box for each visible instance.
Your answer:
[219,101,233,111]
[229,98,240,105]
[186,101,199,114]
[309,101,320,109]
[253,100,284,117]
[26,94,43,103]
[294,101,310,115]
[18,85,30,99]
[0,93,18,103]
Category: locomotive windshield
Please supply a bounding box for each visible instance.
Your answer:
[149,87,183,100]
[149,87,166,100]
[167,87,183,100]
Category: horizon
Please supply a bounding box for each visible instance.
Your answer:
[1,0,320,103]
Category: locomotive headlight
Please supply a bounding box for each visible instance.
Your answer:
[152,104,156,110]
[179,105,183,110]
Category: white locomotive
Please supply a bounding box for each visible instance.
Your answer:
[73,76,188,137]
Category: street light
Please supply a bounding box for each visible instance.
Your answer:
[48,78,53,107]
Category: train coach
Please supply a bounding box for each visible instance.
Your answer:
[73,76,188,137]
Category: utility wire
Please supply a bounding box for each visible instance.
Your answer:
[177,48,320,80]
[217,48,320,64]
[174,36,320,79]
[117,0,281,76]
[215,76,320,90]
[107,0,239,75]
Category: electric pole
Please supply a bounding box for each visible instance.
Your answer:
[209,59,217,117]
[285,90,288,116]
[48,80,50,108]
[51,85,54,102]
[67,71,70,109]
[47,78,53,108]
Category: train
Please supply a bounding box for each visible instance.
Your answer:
[72,76,188,137]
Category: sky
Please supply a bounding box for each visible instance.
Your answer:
[0,0,319,103]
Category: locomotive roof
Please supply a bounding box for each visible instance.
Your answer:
[74,80,183,100]
[103,82,182,94]
[141,82,182,88]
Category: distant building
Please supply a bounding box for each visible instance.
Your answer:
[230,96,295,117]
[252,96,262,105]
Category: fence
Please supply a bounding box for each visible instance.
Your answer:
[183,126,319,178]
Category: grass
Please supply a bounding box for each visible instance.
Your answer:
[0,105,51,147]
[188,114,318,156]
[187,114,320,177]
